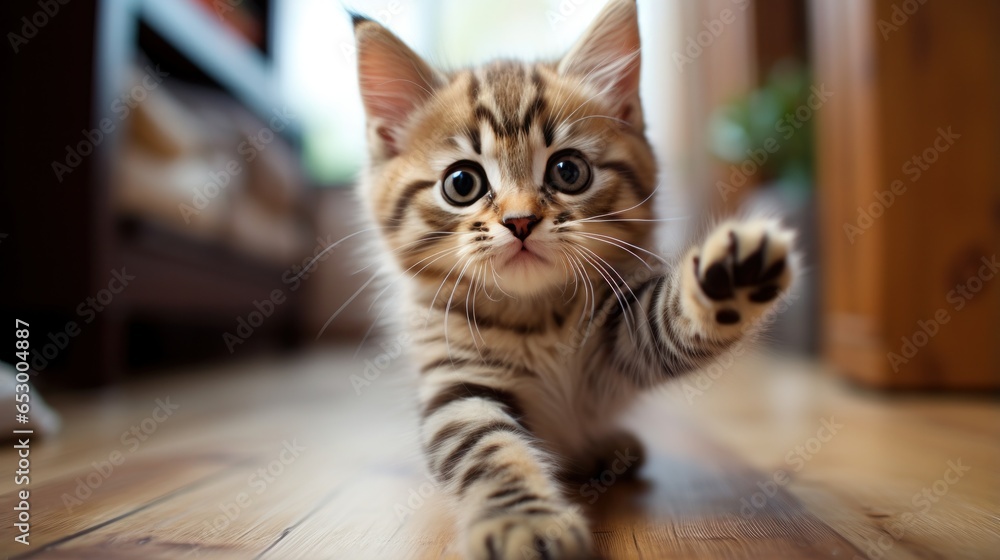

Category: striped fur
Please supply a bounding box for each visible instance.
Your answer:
[353,2,796,558]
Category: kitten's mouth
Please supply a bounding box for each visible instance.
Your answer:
[503,244,549,267]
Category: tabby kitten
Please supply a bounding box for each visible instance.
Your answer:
[353,1,795,558]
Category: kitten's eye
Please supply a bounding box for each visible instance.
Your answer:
[546,150,592,194]
[442,162,488,206]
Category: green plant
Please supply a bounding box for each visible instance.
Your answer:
[708,60,815,191]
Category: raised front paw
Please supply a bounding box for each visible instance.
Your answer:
[689,218,795,327]
[465,506,595,560]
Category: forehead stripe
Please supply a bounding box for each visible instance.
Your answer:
[467,73,479,100]
[466,126,482,155]
[521,95,544,137]
[474,105,508,137]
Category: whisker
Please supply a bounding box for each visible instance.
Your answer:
[481,263,504,302]
[553,48,635,124]
[575,243,642,308]
[578,217,689,224]
[352,246,462,358]
[488,259,515,300]
[581,255,597,333]
[557,86,614,133]
[294,226,379,282]
[469,265,488,356]
[570,243,636,341]
[426,254,465,312]
[563,248,594,339]
[575,232,665,267]
[315,273,379,340]
[571,248,619,314]
[564,113,628,129]
[367,246,462,314]
[424,249,471,343]
[560,248,588,328]
[464,264,479,352]
[562,182,664,226]
[371,78,436,100]
[549,55,610,125]
[349,231,465,275]
[566,249,597,334]
[559,249,581,303]
[443,257,474,358]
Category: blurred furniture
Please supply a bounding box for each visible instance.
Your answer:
[810,0,1000,388]
[1,0,311,388]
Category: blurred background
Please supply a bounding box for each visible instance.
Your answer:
[1,0,997,391]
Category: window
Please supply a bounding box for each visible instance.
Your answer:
[275,0,681,198]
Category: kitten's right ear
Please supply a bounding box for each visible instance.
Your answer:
[353,15,443,159]
[558,0,642,126]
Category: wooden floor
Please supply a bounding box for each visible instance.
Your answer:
[2,348,998,559]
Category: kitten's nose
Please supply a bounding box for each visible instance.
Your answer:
[502,214,540,241]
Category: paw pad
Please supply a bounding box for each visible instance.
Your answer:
[692,221,794,326]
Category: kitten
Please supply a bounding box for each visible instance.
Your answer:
[352,1,795,558]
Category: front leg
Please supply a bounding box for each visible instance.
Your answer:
[606,218,796,382]
[419,372,594,560]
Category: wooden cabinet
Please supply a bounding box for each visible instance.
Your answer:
[809,0,1000,388]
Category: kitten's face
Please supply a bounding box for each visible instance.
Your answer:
[355,0,655,297]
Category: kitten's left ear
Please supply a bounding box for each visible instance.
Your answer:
[558,0,642,126]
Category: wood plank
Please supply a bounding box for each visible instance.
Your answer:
[0,453,245,558]
[682,354,1000,559]
[1,349,995,558]
[28,451,341,559]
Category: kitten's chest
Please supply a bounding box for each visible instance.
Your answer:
[457,313,585,373]
[491,327,584,377]
[409,295,599,377]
